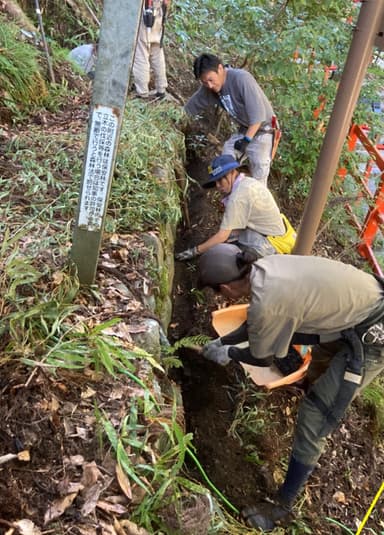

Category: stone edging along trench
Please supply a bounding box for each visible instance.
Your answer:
[130,222,177,358]
[128,160,182,359]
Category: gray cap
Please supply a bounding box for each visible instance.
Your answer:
[198,243,244,287]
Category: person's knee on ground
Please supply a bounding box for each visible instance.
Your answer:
[237,237,277,260]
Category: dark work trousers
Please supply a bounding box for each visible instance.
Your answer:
[292,340,384,466]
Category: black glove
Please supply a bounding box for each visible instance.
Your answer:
[273,346,302,376]
[234,136,251,153]
[175,246,199,261]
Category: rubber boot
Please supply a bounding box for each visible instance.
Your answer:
[241,501,292,531]
[241,457,315,532]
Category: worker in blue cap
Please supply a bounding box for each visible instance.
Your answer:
[175,154,295,262]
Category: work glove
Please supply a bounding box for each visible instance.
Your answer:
[202,338,232,366]
[175,246,199,261]
[234,135,251,153]
[202,337,223,353]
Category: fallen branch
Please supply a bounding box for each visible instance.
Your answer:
[34,0,55,83]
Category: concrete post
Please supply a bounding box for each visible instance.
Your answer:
[71,0,143,284]
[293,0,384,255]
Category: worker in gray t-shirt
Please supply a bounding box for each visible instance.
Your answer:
[197,243,384,531]
[175,155,295,262]
[184,53,277,186]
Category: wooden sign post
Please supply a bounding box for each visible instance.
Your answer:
[71,0,143,284]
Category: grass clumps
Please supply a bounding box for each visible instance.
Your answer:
[361,377,384,440]
[110,99,187,233]
[0,16,48,120]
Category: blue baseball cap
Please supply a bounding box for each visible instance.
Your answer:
[203,154,240,188]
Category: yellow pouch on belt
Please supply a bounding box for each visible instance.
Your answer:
[267,213,296,254]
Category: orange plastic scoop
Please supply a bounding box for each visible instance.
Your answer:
[211,304,311,390]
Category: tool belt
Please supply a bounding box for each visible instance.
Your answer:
[355,280,384,346]
[239,122,281,157]
[301,295,384,436]
[143,8,155,28]
[256,126,274,135]
[239,123,274,136]
[291,293,384,349]
[306,327,364,437]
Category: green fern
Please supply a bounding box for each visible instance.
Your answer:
[161,355,184,369]
[165,335,212,356]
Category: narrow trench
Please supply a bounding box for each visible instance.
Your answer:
[169,149,276,513]
[166,134,384,535]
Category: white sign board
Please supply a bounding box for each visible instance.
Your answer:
[78,105,118,231]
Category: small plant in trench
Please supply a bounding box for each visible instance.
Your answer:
[190,287,207,305]
[161,335,212,369]
[228,384,269,464]
[285,519,313,535]
[325,517,356,534]
[165,334,212,354]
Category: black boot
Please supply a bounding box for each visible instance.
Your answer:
[241,500,293,531]
[277,456,315,508]
[241,457,315,531]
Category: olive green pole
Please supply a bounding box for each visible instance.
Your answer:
[71,0,143,285]
[293,0,384,255]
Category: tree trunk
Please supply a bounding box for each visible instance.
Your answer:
[1,0,37,33]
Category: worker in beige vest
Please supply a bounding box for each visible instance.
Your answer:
[132,0,169,99]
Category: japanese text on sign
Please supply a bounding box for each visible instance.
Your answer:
[78,105,118,231]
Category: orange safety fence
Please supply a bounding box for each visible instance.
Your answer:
[293,46,384,275]
[336,123,384,276]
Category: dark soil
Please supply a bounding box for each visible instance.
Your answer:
[170,148,384,534]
